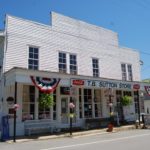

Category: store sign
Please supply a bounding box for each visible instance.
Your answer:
[72,79,84,86]
[133,84,140,90]
[71,79,133,90]
[86,80,132,89]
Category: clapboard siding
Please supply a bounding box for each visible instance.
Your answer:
[0,37,4,67]
[51,12,119,47]
[4,12,141,81]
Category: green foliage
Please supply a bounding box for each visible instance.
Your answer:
[121,95,132,106]
[142,79,150,83]
[39,93,54,109]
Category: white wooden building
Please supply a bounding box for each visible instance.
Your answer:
[0,12,150,136]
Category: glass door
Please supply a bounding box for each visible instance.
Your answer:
[61,97,69,124]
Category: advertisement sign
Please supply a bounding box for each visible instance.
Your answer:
[71,78,134,90]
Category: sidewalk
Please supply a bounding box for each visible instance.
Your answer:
[6,125,136,143]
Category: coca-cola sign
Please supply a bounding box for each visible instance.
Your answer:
[133,84,140,90]
[72,80,84,86]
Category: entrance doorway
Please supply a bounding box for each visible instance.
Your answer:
[61,97,76,124]
[61,97,69,124]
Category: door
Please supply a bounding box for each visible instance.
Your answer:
[61,97,69,124]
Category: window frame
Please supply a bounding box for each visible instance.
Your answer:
[121,63,133,81]
[127,64,133,81]
[121,64,127,81]
[28,46,39,70]
[58,52,67,73]
[92,58,99,77]
[69,54,77,75]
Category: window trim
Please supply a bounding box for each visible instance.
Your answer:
[28,45,39,70]
[58,52,67,73]
[92,58,99,77]
[69,53,77,75]
[121,63,133,81]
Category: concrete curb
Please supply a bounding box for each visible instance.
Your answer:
[6,125,136,143]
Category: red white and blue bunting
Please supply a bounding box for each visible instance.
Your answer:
[145,86,150,96]
[30,76,60,94]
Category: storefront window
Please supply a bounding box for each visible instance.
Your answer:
[134,91,139,114]
[94,89,102,117]
[79,88,82,118]
[22,85,35,121]
[53,90,57,120]
[38,91,51,119]
[116,90,123,121]
[84,89,92,118]
[60,87,70,95]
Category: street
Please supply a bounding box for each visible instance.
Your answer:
[1,129,150,150]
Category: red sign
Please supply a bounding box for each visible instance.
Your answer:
[72,80,84,86]
[133,84,140,90]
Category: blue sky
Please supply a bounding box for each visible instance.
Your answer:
[0,0,150,80]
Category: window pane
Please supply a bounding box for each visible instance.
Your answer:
[34,48,38,54]
[34,66,38,70]
[34,54,38,59]
[29,59,33,65]
[29,53,33,58]
[29,47,33,53]
[28,47,39,70]
[34,60,38,65]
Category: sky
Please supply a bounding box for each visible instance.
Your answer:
[0,0,150,80]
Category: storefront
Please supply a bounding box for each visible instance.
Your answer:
[1,67,149,136]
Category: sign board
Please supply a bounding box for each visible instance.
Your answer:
[71,79,135,90]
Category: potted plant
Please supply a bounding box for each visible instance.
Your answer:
[39,93,54,118]
[121,95,132,106]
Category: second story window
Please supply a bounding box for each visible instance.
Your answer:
[127,64,133,81]
[121,64,127,81]
[121,64,133,81]
[92,58,99,77]
[59,52,66,73]
[28,47,39,70]
[70,54,77,75]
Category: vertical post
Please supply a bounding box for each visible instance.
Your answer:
[70,83,73,136]
[108,88,113,123]
[109,94,112,117]
[13,82,17,142]
[69,97,73,136]
[137,90,141,126]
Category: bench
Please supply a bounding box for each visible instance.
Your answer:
[24,119,52,136]
[84,118,112,129]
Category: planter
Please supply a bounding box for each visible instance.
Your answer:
[107,123,113,132]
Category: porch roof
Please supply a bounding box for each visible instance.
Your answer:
[4,67,150,91]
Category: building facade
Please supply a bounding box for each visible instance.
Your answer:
[0,12,150,136]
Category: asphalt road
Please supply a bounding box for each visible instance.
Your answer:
[1,129,150,150]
